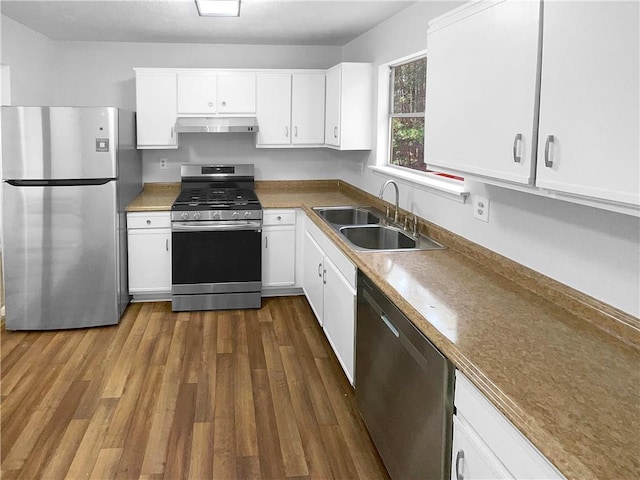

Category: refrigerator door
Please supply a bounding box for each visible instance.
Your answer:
[1,106,117,180]
[2,181,120,330]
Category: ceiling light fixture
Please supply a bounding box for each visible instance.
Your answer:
[195,0,241,17]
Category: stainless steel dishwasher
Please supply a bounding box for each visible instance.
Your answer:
[356,272,454,480]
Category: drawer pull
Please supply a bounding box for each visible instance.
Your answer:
[165,239,169,251]
[146,219,151,225]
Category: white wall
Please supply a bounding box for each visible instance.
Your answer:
[341,1,640,317]
[0,15,56,105]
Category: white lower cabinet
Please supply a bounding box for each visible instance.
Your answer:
[302,217,357,383]
[453,371,564,480]
[262,209,296,288]
[126,212,172,300]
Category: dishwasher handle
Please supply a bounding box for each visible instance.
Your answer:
[362,285,430,371]
[380,313,400,338]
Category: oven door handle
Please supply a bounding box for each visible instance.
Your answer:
[172,221,262,232]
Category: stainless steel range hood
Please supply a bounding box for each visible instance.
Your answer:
[174,116,259,133]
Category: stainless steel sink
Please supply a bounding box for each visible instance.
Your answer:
[315,206,381,226]
[312,205,445,252]
[339,224,445,252]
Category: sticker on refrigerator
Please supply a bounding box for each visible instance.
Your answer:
[96,138,109,152]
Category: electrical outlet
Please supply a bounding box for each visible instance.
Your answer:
[159,158,167,169]
[473,195,490,222]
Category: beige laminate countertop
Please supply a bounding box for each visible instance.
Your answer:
[128,182,640,479]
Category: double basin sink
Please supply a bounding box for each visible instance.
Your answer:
[313,206,445,252]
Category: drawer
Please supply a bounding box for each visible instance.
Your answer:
[263,209,296,226]
[127,212,171,229]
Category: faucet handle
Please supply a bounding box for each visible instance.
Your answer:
[413,215,419,236]
[404,216,410,231]
[385,205,390,218]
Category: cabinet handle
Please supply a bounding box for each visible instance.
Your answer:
[285,126,289,138]
[318,263,323,278]
[208,101,213,107]
[277,215,282,221]
[146,219,151,225]
[512,133,523,163]
[544,135,555,168]
[455,449,464,480]
[170,126,174,138]
[221,101,227,107]
[264,236,268,249]
[322,268,327,284]
[333,126,338,138]
[165,239,169,252]
[294,126,298,138]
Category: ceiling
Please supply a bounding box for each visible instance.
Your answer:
[1,0,417,46]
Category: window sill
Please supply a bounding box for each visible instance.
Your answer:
[369,165,469,203]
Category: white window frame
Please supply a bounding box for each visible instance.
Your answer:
[371,50,469,203]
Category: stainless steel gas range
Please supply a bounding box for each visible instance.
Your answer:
[171,164,262,312]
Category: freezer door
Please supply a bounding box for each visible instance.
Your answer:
[1,106,117,180]
[2,181,121,330]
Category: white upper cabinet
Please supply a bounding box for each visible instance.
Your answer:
[256,73,292,145]
[217,72,256,114]
[291,73,325,145]
[176,71,256,115]
[256,72,325,147]
[134,70,178,149]
[535,1,639,207]
[425,0,541,185]
[324,63,374,150]
[177,73,217,115]
[425,0,639,213]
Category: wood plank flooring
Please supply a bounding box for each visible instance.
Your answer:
[0,296,389,480]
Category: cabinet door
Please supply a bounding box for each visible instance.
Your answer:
[217,73,256,113]
[135,73,178,148]
[324,66,341,147]
[451,415,513,480]
[536,1,639,206]
[262,225,296,287]
[256,73,292,146]
[127,229,172,294]
[302,231,325,325]
[425,0,540,185]
[292,73,325,145]
[177,73,217,114]
[322,256,356,384]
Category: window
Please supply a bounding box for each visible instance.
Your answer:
[389,56,427,172]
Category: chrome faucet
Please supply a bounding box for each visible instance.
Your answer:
[379,180,399,223]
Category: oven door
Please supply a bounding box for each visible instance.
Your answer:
[171,220,262,310]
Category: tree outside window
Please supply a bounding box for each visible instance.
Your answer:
[389,57,427,171]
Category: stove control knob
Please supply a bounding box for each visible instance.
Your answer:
[244,211,252,218]
[212,211,221,220]
[232,211,240,219]
[181,212,189,220]
[193,212,201,220]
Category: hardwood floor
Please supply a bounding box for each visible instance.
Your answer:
[0,296,389,480]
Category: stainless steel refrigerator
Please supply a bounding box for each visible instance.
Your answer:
[1,106,142,330]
